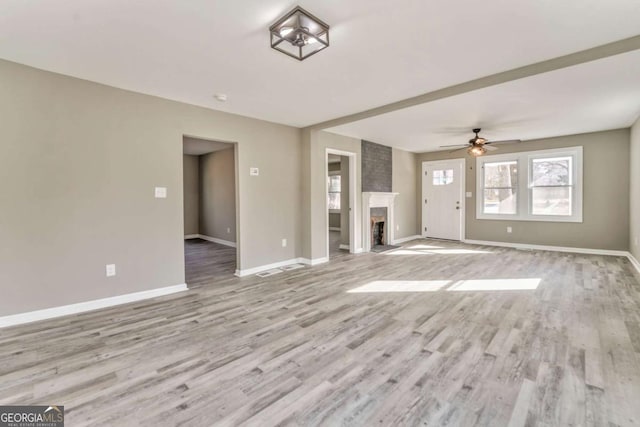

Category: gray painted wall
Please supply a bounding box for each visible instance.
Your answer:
[0,59,301,316]
[362,140,392,192]
[183,155,200,236]
[199,148,236,242]
[416,129,630,251]
[631,117,640,260]
[393,148,419,239]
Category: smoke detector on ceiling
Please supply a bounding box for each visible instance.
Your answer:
[213,93,227,102]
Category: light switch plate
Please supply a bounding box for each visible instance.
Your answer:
[106,264,116,277]
[250,167,259,176]
[155,187,167,198]
[507,227,513,233]
[466,192,472,198]
[282,238,287,247]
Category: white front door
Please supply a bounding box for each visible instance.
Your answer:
[422,159,465,240]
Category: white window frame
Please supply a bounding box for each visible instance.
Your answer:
[476,146,583,223]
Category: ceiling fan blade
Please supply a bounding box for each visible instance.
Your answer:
[448,147,468,154]
[485,139,521,145]
[485,145,498,151]
[439,144,469,148]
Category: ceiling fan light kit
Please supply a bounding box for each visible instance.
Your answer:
[467,145,487,157]
[269,6,330,61]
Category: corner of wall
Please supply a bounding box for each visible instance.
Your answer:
[630,116,640,260]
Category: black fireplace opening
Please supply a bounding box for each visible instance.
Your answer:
[372,221,385,246]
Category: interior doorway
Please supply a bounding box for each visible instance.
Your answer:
[422,159,465,240]
[182,136,238,286]
[325,148,357,260]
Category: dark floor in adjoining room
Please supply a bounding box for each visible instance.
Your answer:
[184,238,236,287]
[1,239,640,425]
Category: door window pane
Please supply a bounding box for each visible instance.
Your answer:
[433,169,453,186]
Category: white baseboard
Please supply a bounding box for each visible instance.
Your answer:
[301,257,329,266]
[463,239,629,257]
[235,256,329,277]
[329,227,341,232]
[235,258,300,277]
[339,244,350,250]
[393,235,422,245]
[0,284,188,329]
[186,234,237,248]
[628,253,640,275]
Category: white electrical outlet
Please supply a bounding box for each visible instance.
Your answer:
[396,224,400,231]
[154,187,167,198]
[227,227,231,234]
[507,227,512,233]
[635,236,638,246]
[250,167,259,176]
[106,264,116,277]
[282,238,287,247]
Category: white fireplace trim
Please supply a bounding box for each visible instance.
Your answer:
[362,192,398,252]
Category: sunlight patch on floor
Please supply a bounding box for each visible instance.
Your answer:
[347,280,450,293]
[348,278,540,293]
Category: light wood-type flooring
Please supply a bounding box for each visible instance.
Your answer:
[1,239,640,426]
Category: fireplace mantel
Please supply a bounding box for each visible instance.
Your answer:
[362,192,398,252]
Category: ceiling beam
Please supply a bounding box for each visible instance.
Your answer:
[304,35,640,131]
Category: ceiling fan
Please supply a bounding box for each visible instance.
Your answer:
[440,128,521,157]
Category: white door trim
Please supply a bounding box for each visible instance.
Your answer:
[421,158,466,241]
[325,148,359,260]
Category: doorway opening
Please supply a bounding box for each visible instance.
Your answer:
[182,136,238,286]
[325,149,357,260]
[422,159,465,241]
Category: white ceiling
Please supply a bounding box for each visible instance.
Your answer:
[183,136,232,156]
[328,50,640,152]
[0,0,639,129]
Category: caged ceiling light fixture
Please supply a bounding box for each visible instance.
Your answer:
[269,6,330,61]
